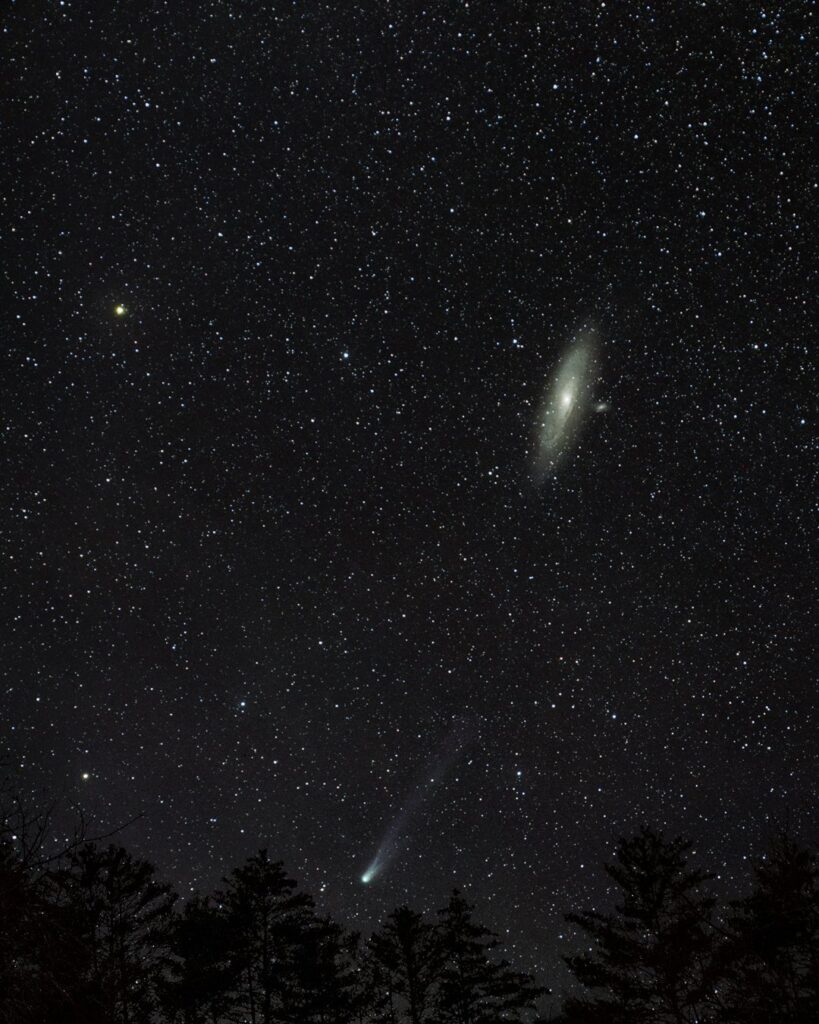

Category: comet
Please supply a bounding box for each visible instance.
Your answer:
[361,863,380,885]
[532,326,602,480]
[360,717,476,884]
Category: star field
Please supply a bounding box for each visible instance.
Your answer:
[2,0,816,999]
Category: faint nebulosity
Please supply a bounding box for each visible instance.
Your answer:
[2,0,815,996]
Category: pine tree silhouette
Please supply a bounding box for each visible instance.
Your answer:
[435,890,547,1023]
[158,894,238,1024]
[718,832,819,1023]
[367,905,440,1024]
[216,849,314,1024]
[279,915,365,1023]
[562,828,717,1024]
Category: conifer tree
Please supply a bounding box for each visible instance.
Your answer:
[367,905,440,1024]
[562,828,717,1024]
[216,849,314,1024]
[278,915,366,1023]
[435,890,546,1023]
[718,832,819,1023]
[158,894,238,1024]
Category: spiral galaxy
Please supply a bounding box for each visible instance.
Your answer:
[532,328,601,480]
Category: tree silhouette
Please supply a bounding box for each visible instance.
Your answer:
[50,842,176,1024]
[0,783,123,1023]
[158,894,238,1024]
[278,915,366,1023]
[367,905,440,1024]
[216,849,314,1024]
[562,828,717,1024]
[0,838,55,1023]
[717,832,819,1023]
[435,890,547,1023]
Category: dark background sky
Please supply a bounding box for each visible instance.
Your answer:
[3,0,815,1002]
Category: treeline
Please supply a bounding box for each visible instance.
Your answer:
[1,802,817,1023]
[1,837,543,1024]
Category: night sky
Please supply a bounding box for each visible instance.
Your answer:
[3,0,816,1001]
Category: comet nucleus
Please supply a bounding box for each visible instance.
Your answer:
[532,328,601,479]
